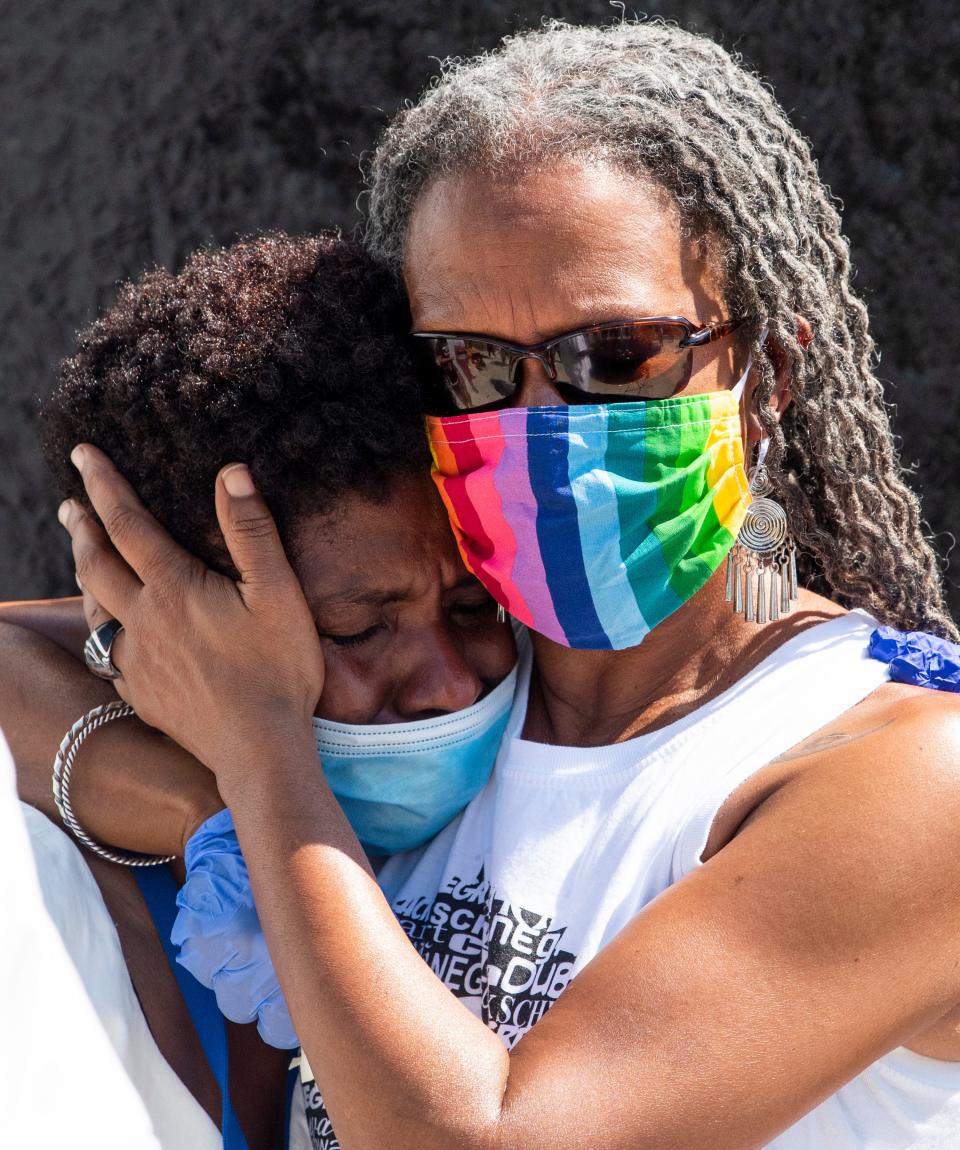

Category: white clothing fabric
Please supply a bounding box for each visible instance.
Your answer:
[287,1071,312,1150]
[0,729,161,1150]
[23,786,314,1150]
[23,802,222,1150]
[370,610,960,1149]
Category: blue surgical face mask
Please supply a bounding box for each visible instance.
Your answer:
[312,661,517,856]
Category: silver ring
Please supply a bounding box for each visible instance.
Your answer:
[83,618,125,680]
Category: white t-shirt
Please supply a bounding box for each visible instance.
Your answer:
[304,611,960,1148]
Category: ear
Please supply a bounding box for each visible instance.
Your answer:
[743,314,810,449]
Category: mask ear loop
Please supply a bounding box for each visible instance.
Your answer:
[750,435,771,492]
[730,325,768,406]
[745,325,772,482]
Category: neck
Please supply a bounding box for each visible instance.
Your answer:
[522,572,843,747]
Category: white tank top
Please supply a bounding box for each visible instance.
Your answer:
[375,609,960,1149]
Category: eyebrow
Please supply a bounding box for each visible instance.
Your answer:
[415,302,685,345]
[319,587,413,610]
[314,573,484,611]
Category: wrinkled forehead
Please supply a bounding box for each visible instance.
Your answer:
[286,475,467,610]
[404,158,727,341]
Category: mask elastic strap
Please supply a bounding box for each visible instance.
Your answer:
[730,325,769,406]
[312,657,519,751]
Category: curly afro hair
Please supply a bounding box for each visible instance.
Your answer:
[41,232,429,570]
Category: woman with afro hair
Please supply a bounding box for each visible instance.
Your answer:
[0,231,516,1149]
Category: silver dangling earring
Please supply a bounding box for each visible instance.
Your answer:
[726,438,798,624]
[496,603,507,624]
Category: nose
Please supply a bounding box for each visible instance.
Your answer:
[509,355,567,408]
[390,629,484,721]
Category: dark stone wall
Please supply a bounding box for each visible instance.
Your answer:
[2,0,958,618]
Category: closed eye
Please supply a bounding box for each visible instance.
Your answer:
[321,623,385,648]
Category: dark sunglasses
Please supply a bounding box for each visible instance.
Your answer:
[412,316,750,415]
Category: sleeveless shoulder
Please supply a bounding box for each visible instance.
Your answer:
[671,610,890,879]
[673,616,960,880]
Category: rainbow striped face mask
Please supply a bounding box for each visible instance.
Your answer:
[426,369,753,650]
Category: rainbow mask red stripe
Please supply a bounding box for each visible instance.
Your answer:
[427,393,751,649]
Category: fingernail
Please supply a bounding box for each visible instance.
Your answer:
[75,573,83,591]
[57,500,72,528]
[222,464,255,497]
[70,446,85,471]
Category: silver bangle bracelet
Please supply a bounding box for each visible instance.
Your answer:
[52,700,177,867]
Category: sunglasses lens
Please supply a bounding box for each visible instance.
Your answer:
[416,337,519,415]
[416,323,697,413]
[556,324,691,401]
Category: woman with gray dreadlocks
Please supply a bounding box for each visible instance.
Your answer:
[60,18,960,1150]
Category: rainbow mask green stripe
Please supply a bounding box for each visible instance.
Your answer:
[427,392,751,650]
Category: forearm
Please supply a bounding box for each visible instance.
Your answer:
[0,596,89,659]
[0,621,222,855]
[0,619,114,813]
[220,727,509,1150]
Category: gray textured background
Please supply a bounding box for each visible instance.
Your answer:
[2,0,958,618]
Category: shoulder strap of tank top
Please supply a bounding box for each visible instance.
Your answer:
[671,609,890,876]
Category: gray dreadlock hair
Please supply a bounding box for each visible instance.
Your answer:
[364,18,957,638]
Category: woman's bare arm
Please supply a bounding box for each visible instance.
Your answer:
[0,596,90,658]
[0,602,223,855]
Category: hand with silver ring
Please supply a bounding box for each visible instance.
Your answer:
[56,444,326,777]
[83,618,125,680]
